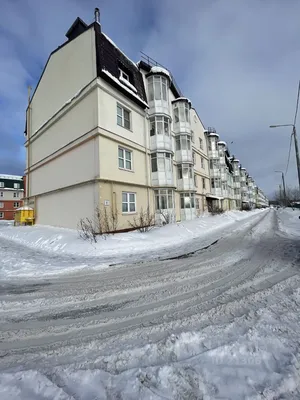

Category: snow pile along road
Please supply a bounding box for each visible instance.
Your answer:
[0,209,300,399]
[0,209,265,258]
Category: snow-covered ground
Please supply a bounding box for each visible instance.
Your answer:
[0,209,299,399]
[0,209,265,280]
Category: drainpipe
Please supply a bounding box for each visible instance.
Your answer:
[144,109,151,211]
[26,86,32,206]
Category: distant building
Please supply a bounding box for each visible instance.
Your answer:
[0,175,24,220]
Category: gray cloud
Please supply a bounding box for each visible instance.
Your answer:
[1,0,299,196]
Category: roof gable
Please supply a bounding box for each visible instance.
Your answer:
[65,17,88,41]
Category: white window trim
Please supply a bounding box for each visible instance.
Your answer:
[13,202,19,208]
[14,183,20,189]
[118,147,133,171]
[0,192,3,197]
[117,103,131,130]
[0,182,4,188]
[119,68,129,81]
[0,212,3,218]
[122,192,136,214]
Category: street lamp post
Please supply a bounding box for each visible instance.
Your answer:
[275,170,287,206]
[269,124,300,191]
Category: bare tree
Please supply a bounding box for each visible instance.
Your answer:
[77,217,97,243]
[128,207,155,233]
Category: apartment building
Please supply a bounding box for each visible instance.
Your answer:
[0,175,24,220]
[205,131,268,211]
[24,10,212,230]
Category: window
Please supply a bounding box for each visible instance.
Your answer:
[13,202,19,208]
[208,141,212,151]
[175,135,191,151]
[202,178,206,189]
[177,164,193,179]
[199,138,203,150]
[201,157,204,169]
[14,183,20,189]
[151,153,172,173]
[192,152,196,164]
[191,130,195,143]
[185,103,190,122]
[0,182,4,188]
[119,68,129,81]
[154,189,174,210]
[0,202,3,208]
[0,192,3,197]
[150,116,170,136]
[13,192,19,198]
[117,103,131,130]
[0,212,3,218]
[118,147,132,170]
[174,107,179,123]
[211,178,220,188]
[122,192,136,213]
[173,102,190,123]
[196,198,200,209]
[148,75,168,102]
[194,174,198,187]
[180,193,195,209]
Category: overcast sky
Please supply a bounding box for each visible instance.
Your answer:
[1,0,300,196]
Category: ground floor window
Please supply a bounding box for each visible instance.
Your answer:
[122,192,136,213]
[195,198,200,209]
[180,192,195,209]
[0,212,3,218]
[154,189,173,210]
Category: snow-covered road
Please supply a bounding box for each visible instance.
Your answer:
[0,209,300,399]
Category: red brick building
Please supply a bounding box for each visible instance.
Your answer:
[0,175,25,220]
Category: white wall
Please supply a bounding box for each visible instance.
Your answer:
[30,27,97,134]
[30,89,98,166]
[35,184,97,229]
[98,81,147,148]
[30,138,99,196]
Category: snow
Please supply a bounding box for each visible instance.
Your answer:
[102,69,149,108]
[218,140,227,146]
[208,132,219,137]
[119,75,137,92]
[0,209,266,279]
[0,209,300,399]
[172,96,192,104]
[233,158,240,162]
[150,65,171,79]
[16,206,33,211]
[0,174,23,181]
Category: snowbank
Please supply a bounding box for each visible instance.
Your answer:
[0,210,265,259]
[277,208,300,238]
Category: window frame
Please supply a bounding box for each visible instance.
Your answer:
[148,75,168,102]
[118,147,133,171]
[149,116,170,136]
[201,157,204,169]
[14,183,20,189]
[199,138,203,150]
[0,202,3,208]
[0,212,3,218]
[0,182,4,188]
[180,192,195,209]
[0,192,3,198]
[202,177,206,189]
[13,192,19,198]
[117,103,131,130]
[194,174,198,187]
[122,192,136,214]
[151,152,173,173]
[154,189,174,210]
[119,68,129,82]
[13,202,19,208]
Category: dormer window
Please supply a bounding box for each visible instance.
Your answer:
[119,68,129,82]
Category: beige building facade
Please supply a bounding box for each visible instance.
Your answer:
[25,13,212,230]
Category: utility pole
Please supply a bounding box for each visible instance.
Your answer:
[279,184,282,205]
[275,170,287,206]
[293,125,300,190]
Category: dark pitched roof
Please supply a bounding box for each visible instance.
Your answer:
[65,17,88,41]
[94,23,147,109]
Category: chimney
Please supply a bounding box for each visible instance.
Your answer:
[94,8,100,24]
